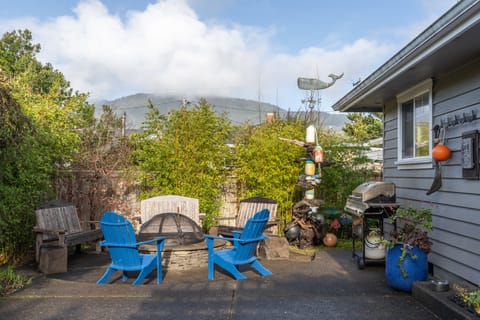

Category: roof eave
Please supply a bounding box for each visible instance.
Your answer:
[332,0,480,113]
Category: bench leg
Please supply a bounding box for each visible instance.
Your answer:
[35,235,43,263]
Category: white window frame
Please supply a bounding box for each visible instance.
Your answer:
[395,79,433,170]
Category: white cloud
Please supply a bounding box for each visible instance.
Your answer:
[30,0,270,101]
[0,0,457,110]
[256,38,395,110]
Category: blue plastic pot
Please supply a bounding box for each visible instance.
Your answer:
[385,244,428,292]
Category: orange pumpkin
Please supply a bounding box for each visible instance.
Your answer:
[432,144,451,161]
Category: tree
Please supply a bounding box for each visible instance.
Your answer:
[235,117,305,225]
[0,29,40,76]
[58,105,134,221]
[235,116,376,228]
[317,131,375,209]
[0,29,94,262]
[342,112,382,143]
[131,99,233,230]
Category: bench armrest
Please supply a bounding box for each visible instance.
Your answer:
[79,220,101,229]
[33,227,66,235]
[204,234,267,244]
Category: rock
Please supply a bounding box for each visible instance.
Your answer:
[257,236,290,260]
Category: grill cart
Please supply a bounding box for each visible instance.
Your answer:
[344,181,398,269]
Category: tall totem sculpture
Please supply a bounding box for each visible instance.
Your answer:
[283,73,343,248]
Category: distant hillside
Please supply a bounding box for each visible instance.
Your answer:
[93,93,349,132]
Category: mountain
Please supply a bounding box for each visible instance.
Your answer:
[93,93,349,132]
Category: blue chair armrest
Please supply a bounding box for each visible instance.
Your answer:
[237,234,267,244]
[204,234,239,243]
[100,241,138,249]
[204,234,267,244]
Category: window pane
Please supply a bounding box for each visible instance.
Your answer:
[415,93,430,157]
[402,100,414,158]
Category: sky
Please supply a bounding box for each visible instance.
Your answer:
[0,0,459,112]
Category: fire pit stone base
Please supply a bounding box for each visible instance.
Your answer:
[141,239,227,271]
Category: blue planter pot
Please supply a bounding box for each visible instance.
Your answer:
[385,244,428,292]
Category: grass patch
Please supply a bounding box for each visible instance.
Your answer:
[0,265,31,297]
[289,238,361,254]
[289,245,316,256]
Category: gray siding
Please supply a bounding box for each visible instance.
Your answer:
[383,57,480,286]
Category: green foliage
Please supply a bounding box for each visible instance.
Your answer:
[342,112,382,143]
[460,287,480,311]
[0,265,31,296]
[386,206,433,278]
[387,206,433,253]
[131,99,233,230]
[235,116,377,231]
[234,118,305,225]
[317,130,375,209]
[0,29,94,262]
[0,85,52,261]
[391,207,433,231]
[0,29,40,76]
[61,104,133,220]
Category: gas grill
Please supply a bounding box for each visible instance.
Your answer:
[344,181,398,269]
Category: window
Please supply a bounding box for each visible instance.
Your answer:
[396,79,432,167]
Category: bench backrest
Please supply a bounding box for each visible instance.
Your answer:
[236,197,278,234]
[35,205,82,238]
[140,195,200,225]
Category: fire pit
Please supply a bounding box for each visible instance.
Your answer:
[137,212,225,270]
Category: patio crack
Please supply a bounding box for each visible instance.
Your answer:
[228,282,238,320]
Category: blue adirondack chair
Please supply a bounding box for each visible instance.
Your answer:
[205,208,273,280]
[96,211,165,285]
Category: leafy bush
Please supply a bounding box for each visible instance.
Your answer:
[235,116,305,226]
[235,116,375,230]
[317,130,375,209]
[0,30,93,262]
[131,99,233,231]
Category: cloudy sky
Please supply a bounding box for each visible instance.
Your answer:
[0,0,458,111]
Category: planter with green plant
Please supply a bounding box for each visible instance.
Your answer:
[384,206,433,292]
[450,284,480,317]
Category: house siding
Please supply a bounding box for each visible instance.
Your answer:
[383,57,480,286]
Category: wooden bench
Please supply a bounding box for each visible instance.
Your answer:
[214,197,280,237]
[33,202,103,264]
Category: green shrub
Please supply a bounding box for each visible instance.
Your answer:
[0,265,31,296]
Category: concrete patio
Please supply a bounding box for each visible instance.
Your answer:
[0,248,472,319]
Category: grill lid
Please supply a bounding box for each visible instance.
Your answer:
[344,181,397,217]
[350,181,395,202]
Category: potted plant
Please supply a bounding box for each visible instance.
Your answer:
[451,284,480,316]
[384,206,433,292]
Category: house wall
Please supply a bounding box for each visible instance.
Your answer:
[383,57,480,286]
